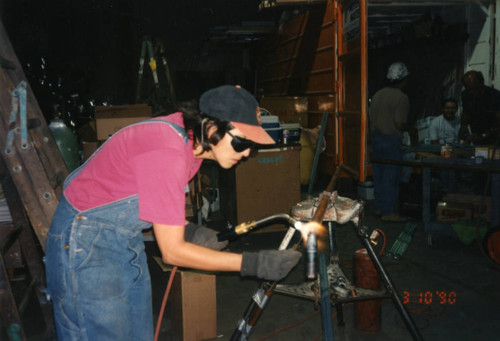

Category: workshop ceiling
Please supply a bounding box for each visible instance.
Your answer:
[366,1,488,39]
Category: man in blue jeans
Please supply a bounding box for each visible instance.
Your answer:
[369,62,409,222]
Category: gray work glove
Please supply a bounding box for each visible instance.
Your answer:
[184,222,228,251]
[241,250,302,281]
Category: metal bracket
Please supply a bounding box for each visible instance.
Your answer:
[5,81,29,154]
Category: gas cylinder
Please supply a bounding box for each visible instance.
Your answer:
[353,248,381,333]
[485,227,500,264]
[48,117,80,172]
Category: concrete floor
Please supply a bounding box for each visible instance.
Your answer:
[148,193,500,341]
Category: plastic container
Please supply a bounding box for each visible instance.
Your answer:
[260,115,281,129]
[281,123,301,144]
[357,181,374,201]
[265,127,282,143]
[441,144,452,158]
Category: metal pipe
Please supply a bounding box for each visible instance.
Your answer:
[358,231,424,341]
[229,166,345,340]
[306,232,317,279]
[217,214,300,241]
[371,157,500,173]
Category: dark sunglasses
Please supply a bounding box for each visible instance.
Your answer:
[227,131,255,152]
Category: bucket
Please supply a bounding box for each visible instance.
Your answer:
[357,181,374,201]
[299,133,314,185]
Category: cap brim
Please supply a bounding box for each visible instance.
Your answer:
[231,122,275,145]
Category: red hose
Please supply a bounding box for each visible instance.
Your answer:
[154,266,178,341]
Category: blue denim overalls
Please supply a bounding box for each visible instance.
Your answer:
[45,119,188,341]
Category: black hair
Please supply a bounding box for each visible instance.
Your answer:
[177,101,231,154]
[462,70,484,86]
[443,97,458,107]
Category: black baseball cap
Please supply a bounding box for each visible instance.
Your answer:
[199,85,274,144]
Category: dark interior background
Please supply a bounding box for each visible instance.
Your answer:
[1,0,282,122]
[0,1,486,147]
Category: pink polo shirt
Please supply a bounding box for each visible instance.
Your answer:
[64,113,202,226]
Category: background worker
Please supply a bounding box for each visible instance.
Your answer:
[429,98,461,145]
[459,70,500,145]
[369,62,409,222]
[428,98,461,192]
[45,85,321,340]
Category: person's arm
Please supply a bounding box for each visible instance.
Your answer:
[428,117,440,144]
[153,223,242,271]
[395,93,410,132]
[459,93,474,143]
[459,112,470,141]
[153,221,321,280]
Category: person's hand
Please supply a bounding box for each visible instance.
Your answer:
[240,249,302,281]
[184,222,228,251]
[465,133,478,144]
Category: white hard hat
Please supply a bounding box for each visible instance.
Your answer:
[387,62,409,81]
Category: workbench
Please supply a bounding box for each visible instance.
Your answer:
[372,144,500,244]
[421,156,500,243]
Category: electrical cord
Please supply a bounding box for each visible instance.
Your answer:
[154,266,178,341]
[255,311,320,341]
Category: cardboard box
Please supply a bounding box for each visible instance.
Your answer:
[219,146,301,232]
[441,193,491,222]
[489,148,500,160]
[81,141,101,161]
[94,104,152,140]
[475,147,489,159]
[154,258,217,341]
[436,201,472,222]
[260,97,308,126]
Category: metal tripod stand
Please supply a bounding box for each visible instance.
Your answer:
[221,166,424,341]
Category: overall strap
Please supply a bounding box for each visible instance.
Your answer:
[64,117,190,190]
[142,119,192,193]
[145,118,189,145]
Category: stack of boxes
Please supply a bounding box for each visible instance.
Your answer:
[436,194,491,222]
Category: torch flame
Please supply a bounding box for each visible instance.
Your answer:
[298,221,329,253]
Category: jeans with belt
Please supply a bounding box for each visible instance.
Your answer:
[371,130,403,216]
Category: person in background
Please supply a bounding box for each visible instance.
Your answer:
[370,62,409,222]
[45,85,321,340]
[427,98,461,192]
[459,70,500,145]
[429,98,461,145]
